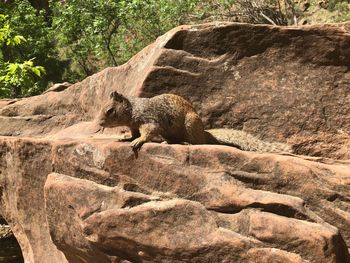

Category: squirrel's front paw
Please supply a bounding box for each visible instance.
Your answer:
[130,138,145,150]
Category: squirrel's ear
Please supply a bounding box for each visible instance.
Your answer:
[110,91,125,102]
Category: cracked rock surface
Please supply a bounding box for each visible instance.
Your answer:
[0,22,350,262]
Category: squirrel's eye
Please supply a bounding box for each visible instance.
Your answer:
[106,108,114,116]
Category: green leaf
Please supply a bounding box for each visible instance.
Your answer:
[31,67,41,77]
[36,66,46,75]
[6,63,19,74]
[0,14,7,22]
[23,59,34,67]
[13,35,26,45]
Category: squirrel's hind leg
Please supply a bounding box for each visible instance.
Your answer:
[184,112,207,144]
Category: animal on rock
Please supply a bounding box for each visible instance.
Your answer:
[97,91,292,153]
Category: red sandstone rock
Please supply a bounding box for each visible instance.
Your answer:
[0,22,350,262]
[0,22,349,158]
[1,139,349,262]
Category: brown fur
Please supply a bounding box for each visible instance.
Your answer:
[97,92,292,153]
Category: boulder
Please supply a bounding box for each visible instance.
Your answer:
[0,22,350,262]
[0,22,349,158]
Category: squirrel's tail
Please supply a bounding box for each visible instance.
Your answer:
[205,129,293,153]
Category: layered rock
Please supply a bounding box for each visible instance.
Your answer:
[0,22,350,262]
[0,22,349,158]
[1,139,350,262]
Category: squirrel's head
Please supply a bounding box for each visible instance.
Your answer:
[97,91,132,128]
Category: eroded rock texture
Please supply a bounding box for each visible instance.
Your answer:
[0,22,350,263]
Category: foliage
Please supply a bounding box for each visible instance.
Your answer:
[0,14,26,47]
[333,1,350,22]
[50,0,204,81]
[51,0,123,79]
[0,59,45,98]
[0,14,46,98]
[0,0,67,98]
[235,0,301,25]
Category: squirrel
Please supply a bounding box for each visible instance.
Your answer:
[96,91,292,153]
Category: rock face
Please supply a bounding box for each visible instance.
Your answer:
[0,22,350,263]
